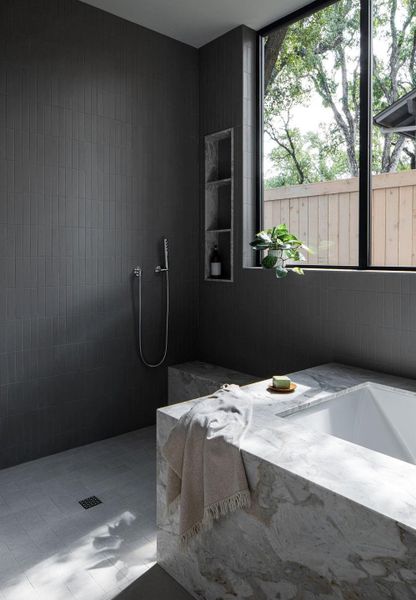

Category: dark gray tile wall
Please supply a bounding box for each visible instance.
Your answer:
[0,0,199,468]
[198,26,416,382]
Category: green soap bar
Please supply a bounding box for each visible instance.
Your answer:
[273,375,291,389]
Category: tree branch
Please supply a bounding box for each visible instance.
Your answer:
[311,63,359,176]
[410,28,416,87]
[338,45,357,159]
[403,146,416,169]
[373,56,390,99]
[389,0,399,102]
[387,135,406,171]
[264,26,289,94]
[284,126,305,183]
[266,110,306,184]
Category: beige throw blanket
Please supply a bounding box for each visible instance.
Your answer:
[162,384,253,544]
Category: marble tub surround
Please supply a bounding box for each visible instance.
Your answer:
[157,363,416,599]
[168,361,258,405]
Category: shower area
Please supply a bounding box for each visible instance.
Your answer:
[0,0,199,470]
[0,1,199,597]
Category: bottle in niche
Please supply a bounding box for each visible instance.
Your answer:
[210,244,222,278]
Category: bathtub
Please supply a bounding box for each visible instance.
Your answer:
[285,382,416,465]
[158,364,416,599]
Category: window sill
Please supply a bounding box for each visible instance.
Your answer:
[243,265,416,274]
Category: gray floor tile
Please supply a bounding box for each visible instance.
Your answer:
[0,426,171,600]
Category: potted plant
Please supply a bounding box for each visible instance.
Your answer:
[250,224,311,278]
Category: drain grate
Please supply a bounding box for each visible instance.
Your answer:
[79,495,102,510]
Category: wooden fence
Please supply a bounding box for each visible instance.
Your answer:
[264,170,416,266]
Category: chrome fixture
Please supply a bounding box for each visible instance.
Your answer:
[132,238,169,368]
[155,238,169,273]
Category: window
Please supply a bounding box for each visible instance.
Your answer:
[371,0,416,267]
[259,0,416,270]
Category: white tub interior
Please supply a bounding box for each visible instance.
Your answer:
[285,383,416,465]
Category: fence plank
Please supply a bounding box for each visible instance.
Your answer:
[385,186,399,266]
[398,185,413,266]
[328,193,339,265]
[299,197,309,264]
[318,194,329,264]
[338,192,350,265]
[271,195,281,227]
[264,170,416,267]
[264,199,272,232]
[349,191,359,266]
[308,196,319,258]
[372,188,386,266]
[280,199,290,230]
[289,197,300,239]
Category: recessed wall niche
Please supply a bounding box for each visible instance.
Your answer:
[204,129,234,282]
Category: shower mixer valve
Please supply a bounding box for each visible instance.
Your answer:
[133,238,169,276]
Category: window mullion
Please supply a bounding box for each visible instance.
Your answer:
[358,0,372,269]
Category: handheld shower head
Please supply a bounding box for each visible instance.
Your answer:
[154,238,169,273]
[163,238,169,271]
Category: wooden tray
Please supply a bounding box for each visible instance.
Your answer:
[267,382,297,394]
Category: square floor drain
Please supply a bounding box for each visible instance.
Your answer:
[79,495,102,509]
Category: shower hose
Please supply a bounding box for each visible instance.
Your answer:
[135,267,169,368]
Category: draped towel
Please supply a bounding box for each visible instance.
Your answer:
[162,384,253,544]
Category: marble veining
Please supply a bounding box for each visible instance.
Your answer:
[157,363,416,599]
[168,361,257,405]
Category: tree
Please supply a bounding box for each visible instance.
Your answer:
[373,0,416,171]
[264,0,416,187]
[264,106,350,186]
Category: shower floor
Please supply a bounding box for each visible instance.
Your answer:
[0,426,190,600]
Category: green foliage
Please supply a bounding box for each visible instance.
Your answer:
[265,126,350,186]
[264,0,416,185]
[250,224,311,278]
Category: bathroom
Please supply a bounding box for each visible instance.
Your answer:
[1,0,416,598]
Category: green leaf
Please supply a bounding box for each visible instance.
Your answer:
[257,231,272,244]
[273,238,285,247]
[250,240,269,250]
[251,224,310,278]
[262,254,278,269]
[276,224,288,234]
[275,266,288,278]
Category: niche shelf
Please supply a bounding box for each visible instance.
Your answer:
[204,129,234,282]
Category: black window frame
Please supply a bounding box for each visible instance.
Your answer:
[257,0,416,272]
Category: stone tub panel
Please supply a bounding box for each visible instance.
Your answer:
[157,408,416,600]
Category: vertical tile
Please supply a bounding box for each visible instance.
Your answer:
[0,0,199,468]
